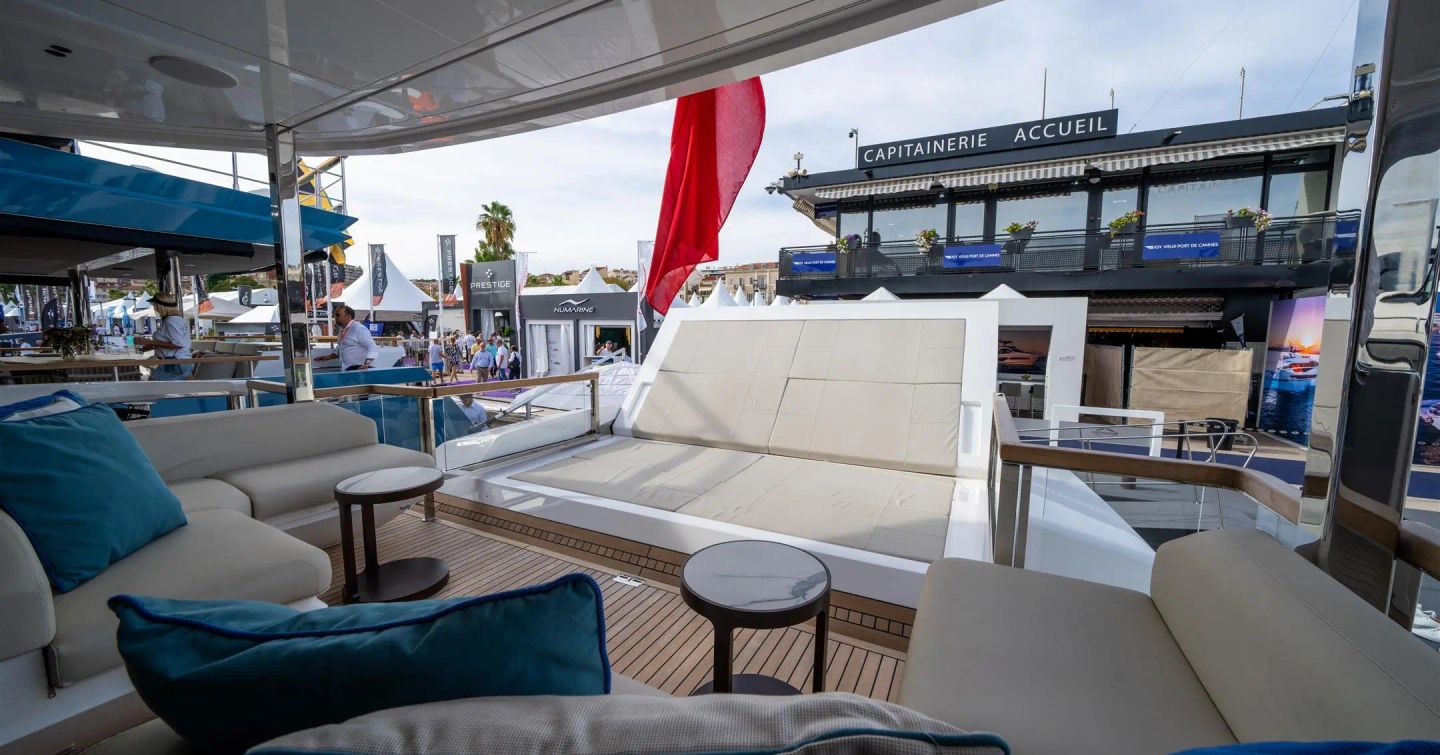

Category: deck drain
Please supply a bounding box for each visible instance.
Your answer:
[612,574,645,587]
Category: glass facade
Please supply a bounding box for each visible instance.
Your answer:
[995,190,1088,234]
[818,147,1335,242]
[952,200,986,238]
[1146,174,1264,225]
[872,201,947,242]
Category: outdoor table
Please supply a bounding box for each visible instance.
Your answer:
[680,540,831,695]
[334,467,449,603]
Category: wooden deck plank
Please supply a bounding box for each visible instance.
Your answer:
[323,513,905,701]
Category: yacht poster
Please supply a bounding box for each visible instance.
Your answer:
[1258,297,1323,445]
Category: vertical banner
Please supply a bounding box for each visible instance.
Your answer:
[636,241,652,364]
[238,285,253,308]
[439,235,458,306]
[194,275,213,314]
[40,296,59,330]
[369,244,388,308]
[329,259,346,299]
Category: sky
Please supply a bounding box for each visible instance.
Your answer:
[85,0,1359,280]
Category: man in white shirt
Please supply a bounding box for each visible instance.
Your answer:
[135,292,192,380]
[461,331,477,360]
[495,340,511,380]
[454,394,488,432]
[317,305,378,371]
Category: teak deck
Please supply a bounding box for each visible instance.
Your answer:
[321,512,908,702]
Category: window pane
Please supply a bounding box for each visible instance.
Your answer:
[872,202,947,242]
[1146,175,1263,225]
[995,190,1088,234]
[1099,186,1139,227]
[952,201,986,239]
[1266,171,1330,217]
[838,205,868,238]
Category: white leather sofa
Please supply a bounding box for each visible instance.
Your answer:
[126,401,435,549]
[900,528,1440,754]
[0,401,434,755]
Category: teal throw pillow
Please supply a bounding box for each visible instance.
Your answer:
[0,391,185,591]
[110,574,611,753]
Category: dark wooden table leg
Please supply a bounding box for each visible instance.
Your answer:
[813,604,829,693]
[340,502,358,603]
[712,621,732,694]
[361,504,379,572]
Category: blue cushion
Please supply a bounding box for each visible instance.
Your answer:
[109,573,611,753]
[1176,744,1439,754]
[0,392,186,592]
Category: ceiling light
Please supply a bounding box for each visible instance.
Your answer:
[148,55,237,89]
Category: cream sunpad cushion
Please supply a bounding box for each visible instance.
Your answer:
[513,438,762,511]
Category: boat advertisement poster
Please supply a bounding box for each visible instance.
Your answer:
[1259,296,1323,444]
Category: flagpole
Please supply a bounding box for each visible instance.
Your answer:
[435,234,443,339]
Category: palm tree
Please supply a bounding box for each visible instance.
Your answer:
[474,201,516,262]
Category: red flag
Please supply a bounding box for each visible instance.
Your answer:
[645,78,765,314]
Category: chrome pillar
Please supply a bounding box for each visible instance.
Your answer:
[153,249,183,304]
[67,268,90,327]
[1310,0,1440,623]
[418,396,437,521]
[265,124,314,403]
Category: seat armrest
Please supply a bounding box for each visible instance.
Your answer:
[0,510,55,660]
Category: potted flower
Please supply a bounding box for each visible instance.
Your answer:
[914,228,939,254]
[42,326,96,360]
[1225,207,1273,232]
[835,233,861,254]
[1005,220,1038,241]
[1108,210,1144,236]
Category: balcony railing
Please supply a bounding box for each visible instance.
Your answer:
[779,212,1357,281]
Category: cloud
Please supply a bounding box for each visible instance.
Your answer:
[90,0,1358,280]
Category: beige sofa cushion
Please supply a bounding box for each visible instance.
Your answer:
[678,455,953,562]
[49,509,331,686]
[0,510,54,661]
[790,319,965,384]
[658,319,803,377]
[214,443,433,521]
[769,379,961,474]
[165,478,252,516]
[513,438,761,511]
[630,370,787,453]
[900,557,1234,755]
[1152,529,1440,742]
[127,402,379,482]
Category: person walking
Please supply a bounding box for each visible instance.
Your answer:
[316,305,377,371]
[495,339,511,380]
[444,335,462,382]
[427,338,445,381]
[470,343,494,383]
[135,292,192,380]
[461,331,477,361]
[509,346,521,380]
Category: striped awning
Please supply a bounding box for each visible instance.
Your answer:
[813,127,1346,200]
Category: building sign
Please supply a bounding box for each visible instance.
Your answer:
[238,285,252,308]
[790,252,837,273]
[521,292,637,320]
[859,109,1119,169]
[1141,231,1221,261]
[942,243,1004,268]
[467,261,516,310]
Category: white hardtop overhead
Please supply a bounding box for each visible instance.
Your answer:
[1,1,997,154]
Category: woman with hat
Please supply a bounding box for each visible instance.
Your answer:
[135,292,193,380]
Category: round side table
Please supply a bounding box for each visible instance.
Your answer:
[334,466,448,603]
[680,540,831,695]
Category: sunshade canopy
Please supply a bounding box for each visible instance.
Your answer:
[0,138,356,280]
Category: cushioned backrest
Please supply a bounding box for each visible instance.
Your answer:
[0,510,54,661]
[213,341,237,353]
[633,318,965,473]
[630,321,800,452]
[127,401,378,481]
[772,320,965,474]
[1151,529,1440,742]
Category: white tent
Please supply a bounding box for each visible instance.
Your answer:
[522,267,627,298]
[333,254,435,321]
[861,287,901,302]
[687,293,703,307]
[669,293,688,310]
[770,295,792,306]
[981,284,1026,299]
[750,292,767,307]
[227,304,279,324]
[732,285,750,306]
[702,285,737,308]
